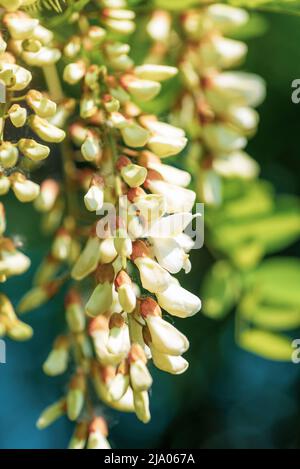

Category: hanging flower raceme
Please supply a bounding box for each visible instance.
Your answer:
[5,0,204,449]
[144,3,265,206]
[0,5,64,344]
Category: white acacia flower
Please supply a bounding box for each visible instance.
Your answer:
[12,177,40,203]
[202,122,247,153]
[146,161,191,187]
[146,315,189,355]
[145,178,196,213]
[84,185,104,212]
[99,237,118,264]
[107,315,130,356]
[150,237,190,274]
[89,316,127,366]
[132,241,172,293]
[156,281,201,318]
[0,249,30,277]
[212,150,259,179]
[0,63,32,91]
[198,35,247,69]
[107,372,130,402]
[205,71,266,112]
[151,347,189,375]
[4,13,38,40]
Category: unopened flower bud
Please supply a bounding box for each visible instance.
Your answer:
[18,139,50,162]
[36,398,66,430]
[135,64,177,82]
[51,228,72,261]
[69,122,89,146]
[117,156,147,188]
[17,280,60,314]
[103,95,120,113]
[0,242,31,278]
[122,75,161,102]
[68,422,88,450]
[33,254,59,286]
[120,122,150,148]
[206,4,249,32]
[85,266,114,317]
[104,18,135,35]
[63,61,86,85]
[67,373,86,421]
[8,104,27,128]
[34,179,59,212]
[28,115,66,143]
[147,133,187,158]
[128,344,152,392]
[84,175,104,212]
[26,90,56,118]
[107,361,130,401]
[0,176,10,196]
[87,417,111,449]
[87,26,106,44]
[7,319,33,341]
[81,134,101,163]
[80,97,97,119]
[133,390,150,423]
[71,233,101,281]
[43,335,70,376]
[11,173,40,202]
[0,142,18,168]
[115,270,136,313]
[65,289,86,333]
[63,36,81,58]
[202,122,246,153]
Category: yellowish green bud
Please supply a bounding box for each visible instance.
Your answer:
[18,139,50,162]
[0,142,18,168]
[36,398,66,430]
[8,104,27,128]
[26,90,56,118]
[28,115,66,143]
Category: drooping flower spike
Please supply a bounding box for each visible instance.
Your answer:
[1,0,265,449]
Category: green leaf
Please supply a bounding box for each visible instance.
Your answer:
[153,0,197,10]
[238,329,293,361]
[220,182,274,222]
[245,257,300,307]
[210,195,300,259]
[226,0,300,16]
[201,261,241,319]
[228,13,269,39]
[239,293,300,330]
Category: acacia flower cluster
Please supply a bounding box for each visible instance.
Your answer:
[166,3,265,204]
[0,0,203,449]
[0,4,65,338]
